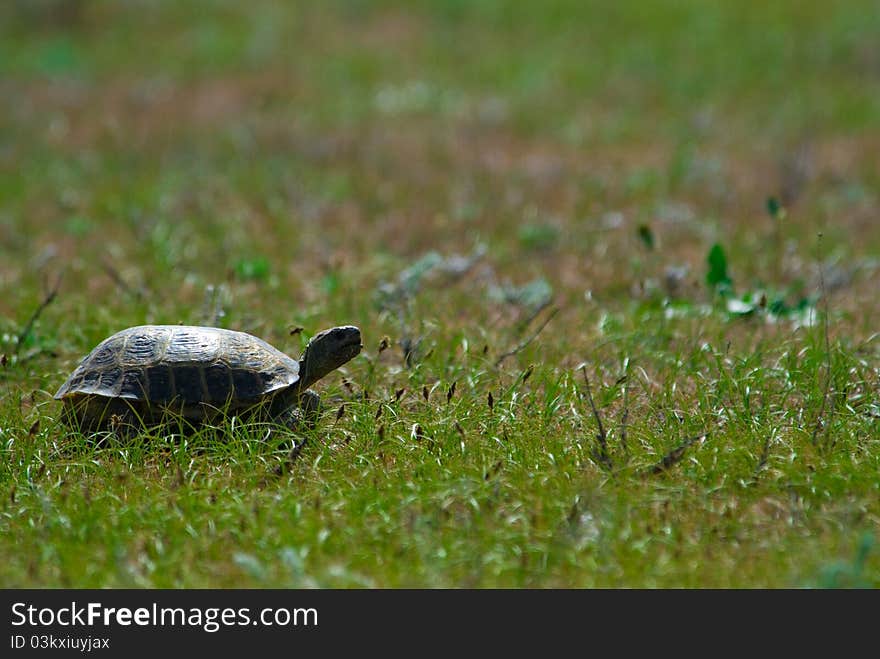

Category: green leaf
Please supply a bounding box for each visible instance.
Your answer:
[518,223,559,251]
[234,256,270,281]
[705,243,732,293]
[37,37,84,75]
[321,271,340,295]
[64,215,94,236]
[636,224,655,250]
[768,296,788,315]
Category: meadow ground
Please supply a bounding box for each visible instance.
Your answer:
[1,0,878,587]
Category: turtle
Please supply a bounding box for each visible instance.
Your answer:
[54,324,362,434]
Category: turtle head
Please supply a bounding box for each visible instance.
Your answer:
[299,325,362,389]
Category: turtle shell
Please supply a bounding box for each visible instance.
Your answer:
[55,325,300,409]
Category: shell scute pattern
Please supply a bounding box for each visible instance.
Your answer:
[119,327,172,367]
[58,326,300,406]
[162,327,221,364]
[88,342,118,369]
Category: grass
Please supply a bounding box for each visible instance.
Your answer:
[1,0,879,588]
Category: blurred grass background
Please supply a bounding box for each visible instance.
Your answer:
[0,0,878,587]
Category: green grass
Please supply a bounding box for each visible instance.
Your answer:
[1,0,878,588]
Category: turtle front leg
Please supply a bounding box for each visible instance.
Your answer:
[300,389,322,428]
[282,389,322,433]
[271,389,322,434]
[272,390,322,474]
